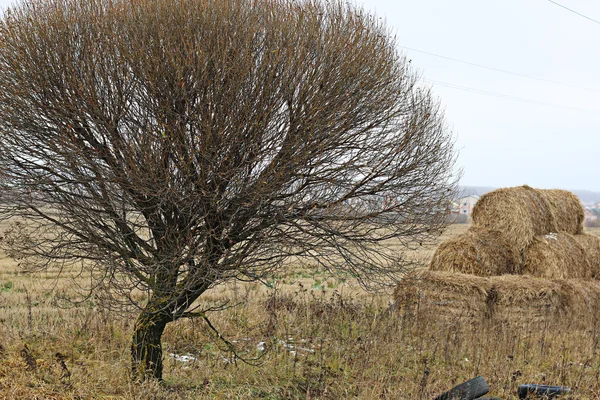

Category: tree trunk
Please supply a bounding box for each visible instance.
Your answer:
[131,307,170,381]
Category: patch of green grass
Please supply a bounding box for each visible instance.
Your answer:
[1,281,13,292]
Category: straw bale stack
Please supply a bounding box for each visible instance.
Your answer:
[393,270,600,324]
[522,232,592,280]
[405,186,598,321]
[470,185,584,254]
[573,233,600,279]
[429,227,519,276]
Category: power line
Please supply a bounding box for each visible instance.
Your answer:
[424,79,597,113]
[400,45,599,93]
[547,0,600,26]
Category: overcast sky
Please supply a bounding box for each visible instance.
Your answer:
[0,0,598,191]
[358,0,600,191]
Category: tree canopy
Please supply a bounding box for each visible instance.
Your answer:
[0,0,457,380]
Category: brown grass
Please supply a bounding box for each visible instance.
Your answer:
[2,224,600,398]
[429,226,519,276]
[522,232,593,280]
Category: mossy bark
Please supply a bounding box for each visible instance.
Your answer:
[131,307,170,381]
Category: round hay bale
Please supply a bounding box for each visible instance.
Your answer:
[521,232,592,279]
[573,233,600,279]
[429,227,519,276]
[542,189,584,234]
[393,270,600,325]
[471,185,557,254]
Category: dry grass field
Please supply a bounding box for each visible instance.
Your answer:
[1,224,600,399]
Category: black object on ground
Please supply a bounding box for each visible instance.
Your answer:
[433,376,490,400]
[517,384,572,399]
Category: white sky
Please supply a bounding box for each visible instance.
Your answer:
[358,0,600,191]
[1,0,599,190]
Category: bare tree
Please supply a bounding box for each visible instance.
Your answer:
[0,0,457,380]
